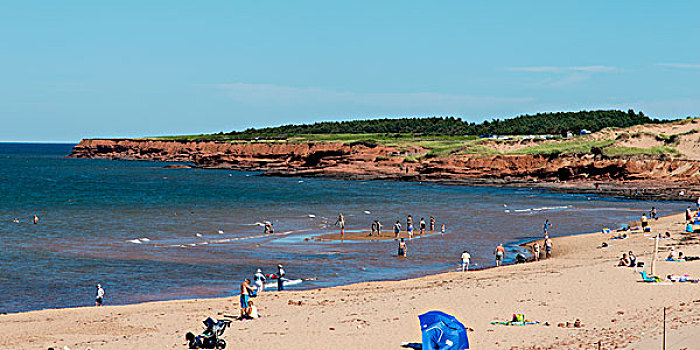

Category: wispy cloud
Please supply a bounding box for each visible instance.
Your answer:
[210,83,533,111]
[656,63,700,69]
[504,65,617,73]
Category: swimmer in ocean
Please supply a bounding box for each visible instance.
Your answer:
[336,213,345,236]
[13,218,19,223]
[33,215,39,224]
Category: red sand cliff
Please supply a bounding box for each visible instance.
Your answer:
[70,138,700,185]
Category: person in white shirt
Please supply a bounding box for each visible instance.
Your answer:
[95,284,105,307]
[253,268,266,293]
[461,251,471,272]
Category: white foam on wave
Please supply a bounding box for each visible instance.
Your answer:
[511,205,570,213]
[138,237,150,242]
[195,233,202,237]
[126,239,142,244]
[308,214,316,218]
[217,230,224,234]
[363,210,371,215]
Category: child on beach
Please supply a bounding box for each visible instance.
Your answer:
[532,243,540,261]
[441,224,445,234]
[545,238,553,259]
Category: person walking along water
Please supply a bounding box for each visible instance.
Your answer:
[95,284,104,307]
[494,244,505,266]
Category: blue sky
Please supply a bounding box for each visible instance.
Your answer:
[1,1,699,142]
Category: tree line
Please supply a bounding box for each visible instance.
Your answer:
[226,110,664,139]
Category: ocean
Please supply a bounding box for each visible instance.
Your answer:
[0,143,688,313]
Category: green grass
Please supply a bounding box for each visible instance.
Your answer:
[507,139,615,155]
[456,144,502,156]
[601,146,679,157]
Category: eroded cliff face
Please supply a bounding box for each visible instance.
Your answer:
[69,139,700,183]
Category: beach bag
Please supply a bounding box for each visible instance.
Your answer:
[512,314,525,322]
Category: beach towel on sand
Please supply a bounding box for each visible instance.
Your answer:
[491,314,539,326]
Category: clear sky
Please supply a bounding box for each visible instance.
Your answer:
[1,1,699,142]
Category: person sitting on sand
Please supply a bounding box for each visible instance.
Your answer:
[532,243,540,261]
[628,251,637,267]
[419,218,426,234]
[393,220,401,238]
[248,300,260,318]
[95,284,104,307]
[430,216,435,231]
[667,247,678,261]
[398,238,407,257]
[494,244,505,266]
[544,238,553,259]
[240,279,255,318]
[618,253,630,266]
[461,251,471,272]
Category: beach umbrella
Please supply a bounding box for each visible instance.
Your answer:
[418,311,469,350]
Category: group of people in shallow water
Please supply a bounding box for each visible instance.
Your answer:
[394,215,444,257]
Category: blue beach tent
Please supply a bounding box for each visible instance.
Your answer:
[419,311,469,350]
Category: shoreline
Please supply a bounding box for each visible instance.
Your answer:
[0,212,675,316]
[2,211,699,349]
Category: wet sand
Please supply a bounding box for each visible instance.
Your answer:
[1,213,699,349]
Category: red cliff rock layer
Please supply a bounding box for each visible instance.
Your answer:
[70,139,700,183]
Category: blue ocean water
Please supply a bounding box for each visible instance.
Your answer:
[0,143,688,313]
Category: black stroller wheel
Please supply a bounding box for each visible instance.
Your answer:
[216,339,226,349]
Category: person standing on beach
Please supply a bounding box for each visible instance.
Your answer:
[494,244,505,266]
[398,238,407,257]
[419,218,426,234]
[240,279,254,317]
[393,220,401,238]
[253,268,266,293]
[370,220,377,236]
[532,243,541,261]
[375,219,382,236]
[407,221,414,239]
[641,212,649,230]
[95,284,104,307]
[440,224,445,234]
[276,264,286,291]
[650,207,657,220]
[33,215,39,224]
[429,216,435,231]
[461,251,471,271]
[545,237,553,259]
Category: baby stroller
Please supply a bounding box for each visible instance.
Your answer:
[185,317,232,349]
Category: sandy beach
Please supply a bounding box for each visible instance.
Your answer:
[1,212,699,350]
